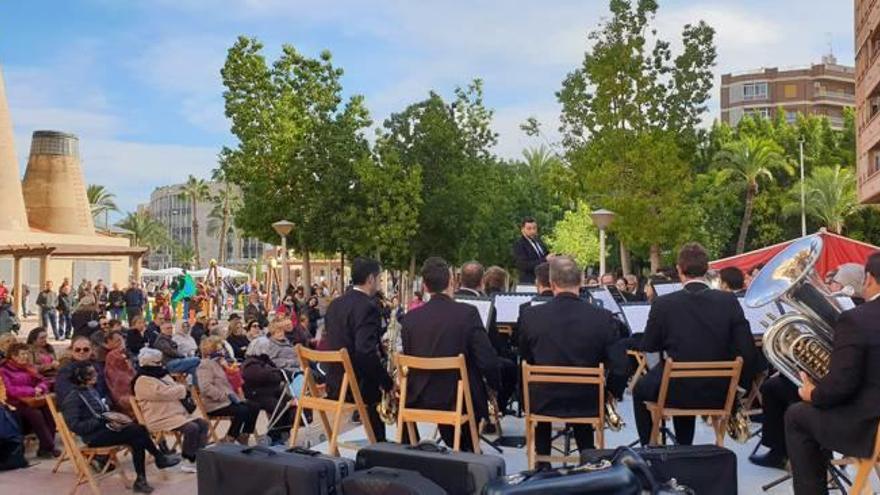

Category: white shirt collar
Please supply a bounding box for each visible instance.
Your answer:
[869,292,880,302]
[459,287,482,297]
[683,279,709,287]
[352,287,370,296]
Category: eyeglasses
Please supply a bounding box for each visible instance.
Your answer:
[73,347,91,353]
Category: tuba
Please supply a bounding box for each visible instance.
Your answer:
[376,311,402,424]
[745,234,845,387]
[604,396,625,431]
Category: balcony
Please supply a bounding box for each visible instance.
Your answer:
[860,52,880,103]
[826,116,846,129]
[861,108,880,153]
[814,89,855,103]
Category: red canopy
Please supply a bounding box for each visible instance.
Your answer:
[709,230,880,278]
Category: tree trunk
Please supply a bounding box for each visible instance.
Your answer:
[736,185,757,254]
[303,247,312,298]
[408,254,417,305]
[649,245,661,274]
[619,240,632,276]
[191,198,201,269]
[218,195,230,264]
[339,250,345,292]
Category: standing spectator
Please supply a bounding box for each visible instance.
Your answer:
[306,296,321,337]
[0,280,8,303]
[124,280,146,323]
[26,327,59,378]
[244,293,268,329]
[71,293,101,339]
[94,279,108,315]
[58,283,74,339]
[152,292,172,323]
[0,294,19,335]
[19,282,30,317]
[108,283,125,321]
[36,281,60,340]
[61,362,180,493]
[0,342,58,457]
[133,348,208,473]
[196,336,260,444]
[102,331,136,415]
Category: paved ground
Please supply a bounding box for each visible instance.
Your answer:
[3,391,875,495]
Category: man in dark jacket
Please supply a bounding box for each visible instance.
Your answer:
[402,257,500,452]
[511,217,548,285]
[519,256,628,463]
[108,283,125,321]
[323,257,393,442]
[152,321,199,378]
[786,252,880,495]
[633,243,761,446]
[124,281,145,323]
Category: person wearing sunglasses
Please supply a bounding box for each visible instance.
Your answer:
[55,335,109,404]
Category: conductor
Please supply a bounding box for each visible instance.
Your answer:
[512,217,548,284]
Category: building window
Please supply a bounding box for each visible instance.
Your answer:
[785,110,798,123]
[743,82,768,101]
[784,84,797,98]
[745,107,770,119]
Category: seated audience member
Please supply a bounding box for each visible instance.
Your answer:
[90,317,112,362]
[56,336,110,404]
[195,336,260,444]
[0,342,58,457]
[266,319,298,373]
[244,294,269,329]
[152,321,200,378]
[104,330,136,415]
[146,314,164,347]
[71,294,102,339]
[172,321,199,358]
[26,327,59,378]
[207,318,235,360]
[126,315,150,358]
[62,362,180,493]
[241,338,291,445]
[285,314,312,348]
[189,313,209,344]
[133,348,208,473]
[828,263,867,305]
[227,318,250,361]
[719,267,746,296]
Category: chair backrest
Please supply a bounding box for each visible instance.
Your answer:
[294,344,363,402]
[521,362,605,419]
[189,386,213,420]
[129,396,148,426]
[45,393,83,455]
[396,353,472,419]
[656,357,743,414]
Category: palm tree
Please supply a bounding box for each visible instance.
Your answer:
[116,211,169,249]
[173,243,197,269]
[714,136,792,254]
[784,165,860,234]
[206,180,241,265]
[178,175,211,269]
[87,184,119,229]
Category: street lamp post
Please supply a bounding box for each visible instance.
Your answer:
[590,209,616,277]
[799,136,806,237]
[272,220,295,297]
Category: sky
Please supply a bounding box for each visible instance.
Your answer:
[0,0,856,218]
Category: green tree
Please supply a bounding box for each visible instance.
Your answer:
[784,165,859,234]
[207,169,241,265]
[713,136,791,254]
[546,201,600,267]
[117,211,169,250]
[220,36,372,296]
[179,174,211,269]
[87,184,119,229]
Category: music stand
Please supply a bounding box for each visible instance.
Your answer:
[454,296,494,331]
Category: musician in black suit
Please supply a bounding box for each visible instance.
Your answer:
[633,243,761,445]
[402,257,500,452]
[786,253,880,495]
[719,267,746,296]
[518,256,628,465]
[455,261,517,417]
[323,257,393,441]
[512,217,548,284]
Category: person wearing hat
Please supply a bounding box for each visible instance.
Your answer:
[241,337,291,445]
[133,348,208,474]
[829,263,867,305]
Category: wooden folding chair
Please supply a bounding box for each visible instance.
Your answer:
[289,345,376,456]
[833,422,880,494]
[129,397,182,452]
[45,394,130,495]
[396,353,482,454]
[191,386,232,443]
[645,357,743,447]
[522,362,607,469]
[626,350,648,392]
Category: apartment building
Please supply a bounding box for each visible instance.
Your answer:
[856,0,880,203]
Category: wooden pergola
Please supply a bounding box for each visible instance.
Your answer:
[0,243,149,313]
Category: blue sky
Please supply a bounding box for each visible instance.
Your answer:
[0,0,856,217]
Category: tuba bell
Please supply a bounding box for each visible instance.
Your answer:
[376,311,402,424]
[745,234,845,387]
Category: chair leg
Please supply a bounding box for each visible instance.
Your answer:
[526,421,535,470]
[327,406,345,457]
[597,422,605,449]
[53,448,68,473]
[649,412,661,446]
[469,418,481,456]
[452,420,462,452]
[289,402,304,448]
[714,418,726,447]
[406,422,418,446]
[851,460,874,495]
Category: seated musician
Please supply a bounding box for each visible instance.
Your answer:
[518,256,628,467]
[751,265,866,470]
[455,262,517,417]
[401,257,500,452]
[633,243,761,446]
[719,267,746,296]
[518,262,552,320]
[785,253,880,495]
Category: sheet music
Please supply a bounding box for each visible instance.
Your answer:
[515,284,538,294]
[738,297,778,335]
[454,297,494,329]
[620,304,651,334]
[836,296,856,311]
[493,293,534,323]
[653,282,683,296]
[588,287,621,314]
